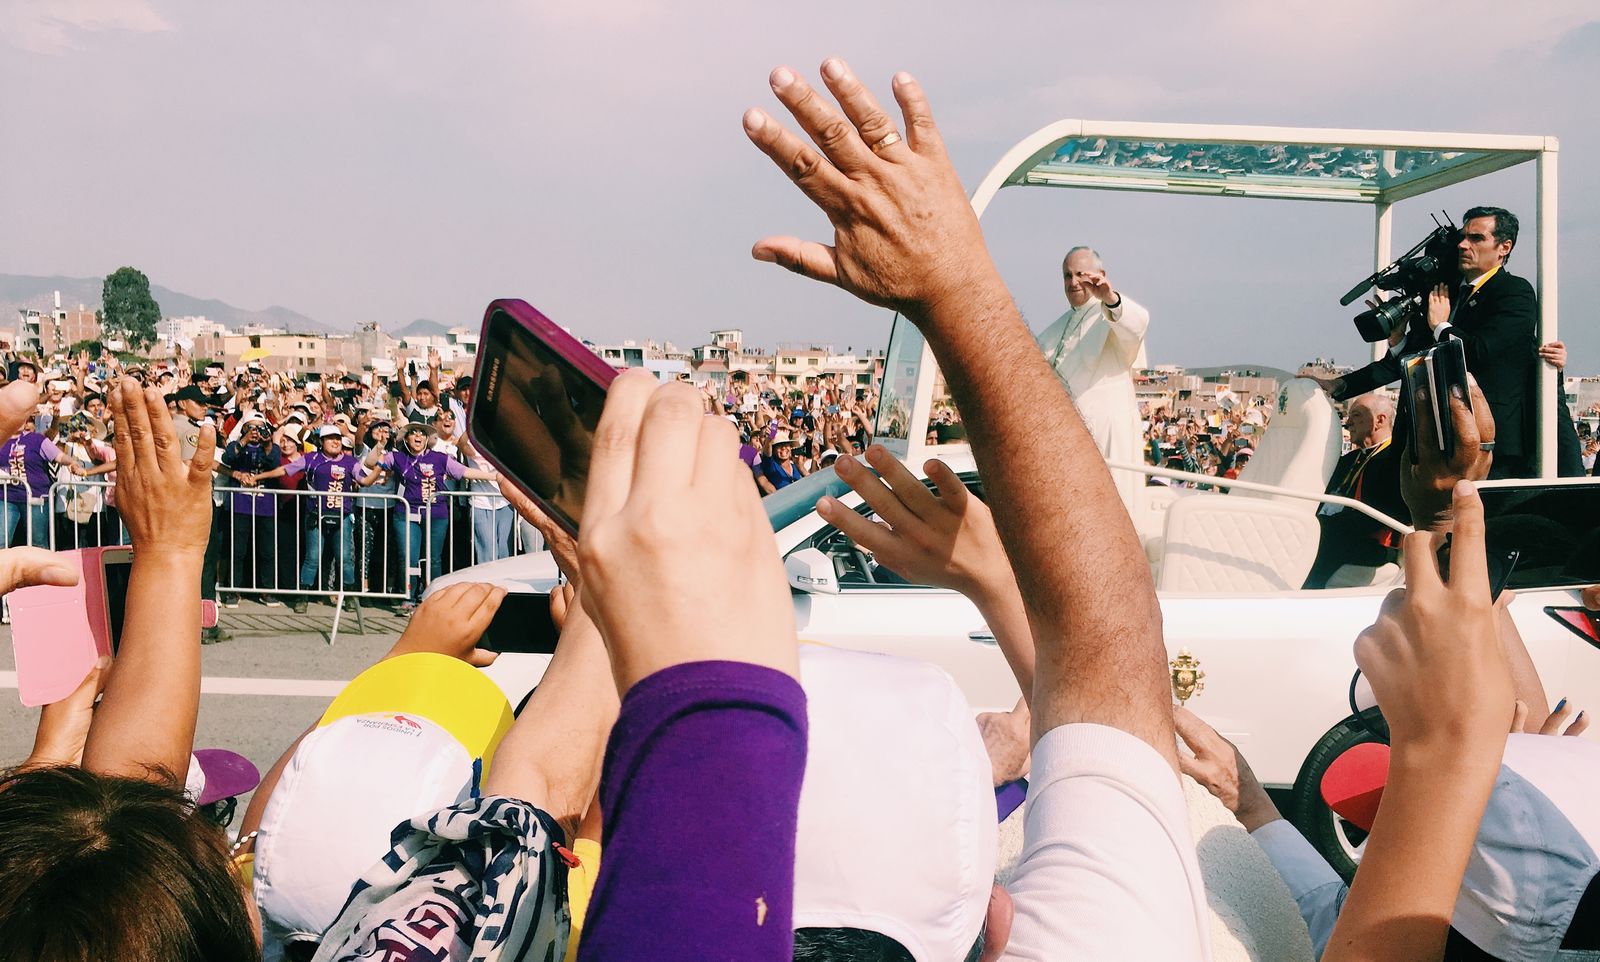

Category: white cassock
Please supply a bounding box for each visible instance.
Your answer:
[1035,295,1150,513]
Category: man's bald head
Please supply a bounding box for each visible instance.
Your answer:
[1346,393,1395,448]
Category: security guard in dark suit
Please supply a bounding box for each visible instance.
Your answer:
[1308,207,1541,479]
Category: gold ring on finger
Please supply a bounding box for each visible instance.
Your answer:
[869,131,903,153]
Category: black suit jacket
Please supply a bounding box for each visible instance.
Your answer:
[1339,268,1538,459]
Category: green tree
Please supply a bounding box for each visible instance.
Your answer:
[100,267,161,350]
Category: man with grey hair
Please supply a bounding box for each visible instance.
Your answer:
[1303,391,1406,588]
[1035,246,1151,511]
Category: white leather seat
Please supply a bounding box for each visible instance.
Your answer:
[1157,495,1321,593]
[1234,380,1343,507]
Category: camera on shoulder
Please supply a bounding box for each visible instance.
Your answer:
[1340,213,1462,342]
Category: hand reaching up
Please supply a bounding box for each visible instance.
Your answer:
[1356,481,1513,750]
[578,370,798,692]
[743,60,996,322]
[108,378,215,555]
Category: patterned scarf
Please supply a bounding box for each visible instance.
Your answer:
[311,795,569,962]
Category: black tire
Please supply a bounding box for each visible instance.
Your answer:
[1287,709,1386,882]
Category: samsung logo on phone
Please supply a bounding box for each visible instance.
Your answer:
[485,356,503,404]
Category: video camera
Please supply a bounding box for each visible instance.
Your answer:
[1339,214,1462,342]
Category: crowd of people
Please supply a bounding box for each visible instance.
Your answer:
[0,346,879,637]
[1142,406,1269,486]
[697,372,879,494]
[1,59,1597,962]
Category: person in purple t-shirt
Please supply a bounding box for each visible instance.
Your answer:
[365,422,493,610]
[219,416,284,603]
[254,425,380,611]
[0,415,76,548]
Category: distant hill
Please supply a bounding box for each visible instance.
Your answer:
[395,318,451,338]
[0,273,335,334]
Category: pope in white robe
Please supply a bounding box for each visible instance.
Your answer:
[1035,247,1151,514]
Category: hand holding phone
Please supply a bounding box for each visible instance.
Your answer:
[1400,346,1495,532]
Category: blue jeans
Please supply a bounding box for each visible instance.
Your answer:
[303,512,356,591]
[1,500,50,548]
[472,505,514,563]
[394,512,448,600]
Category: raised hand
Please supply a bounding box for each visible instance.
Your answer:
[1356,481,1513,749]
[818,445,1006,596]
[578,370,797,691]
[109,379,215,554]
[743,60,996,320]
[1084,270,1117,305]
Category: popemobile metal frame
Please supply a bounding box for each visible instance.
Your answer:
[880,120,1561,474]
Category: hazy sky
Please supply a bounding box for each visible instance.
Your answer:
[2,1,1596,371]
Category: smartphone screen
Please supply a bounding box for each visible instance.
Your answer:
[469,302,615,534]
[1477,482,1600,591]
[103,553,132,655]
[476,591,560,654]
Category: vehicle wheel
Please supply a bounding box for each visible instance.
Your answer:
[1287,709,1386,882]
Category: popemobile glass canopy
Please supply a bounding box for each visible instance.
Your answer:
[995,121,1553,205]
[879,120,1563,476]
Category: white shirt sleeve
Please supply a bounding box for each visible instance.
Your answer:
[1250,819,1347,959]
[1001,724,1212,961]
[1433,321,1455,342]
[1102,295,1150,367]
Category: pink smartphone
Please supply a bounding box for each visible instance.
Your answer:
[11,547,219,707]
[11,548,112,707]
[467,299,617,534]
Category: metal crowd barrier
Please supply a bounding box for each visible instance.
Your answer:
[47,480,127,550]
[0,479,42,550]
[433,488,546,575]
[11,479,553,641]
[210,486,412,603]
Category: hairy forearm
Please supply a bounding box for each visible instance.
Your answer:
[81,549,204,780]
[1323,747,1502,962]
[910,277,1172,764]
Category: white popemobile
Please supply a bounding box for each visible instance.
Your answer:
[434,121,1597,876]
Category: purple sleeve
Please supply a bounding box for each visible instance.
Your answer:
[282,457,307,478]
[579,661,807,962]
[376,452,395,469]
[39,439,62,462]
[445,458,468,480]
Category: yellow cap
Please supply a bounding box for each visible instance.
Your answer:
[319,653,515,773]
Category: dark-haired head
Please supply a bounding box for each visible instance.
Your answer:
[792,927,983,962]
[1463,206,1519,256]
[0,765,258,962]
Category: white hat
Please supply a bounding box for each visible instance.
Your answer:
[253,654,514,958]
[253,715,476,956]
[793,645,996,962]
[316,424,342,440]
[1451,733,1600,962]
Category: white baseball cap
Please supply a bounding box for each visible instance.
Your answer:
[793,645,996,962]
[252,654,514,959]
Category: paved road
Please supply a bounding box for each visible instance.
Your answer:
[0,599,405,820]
